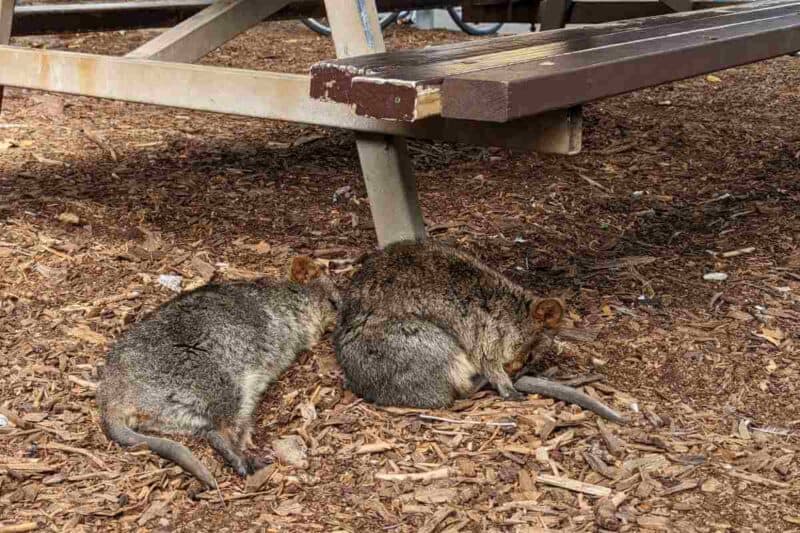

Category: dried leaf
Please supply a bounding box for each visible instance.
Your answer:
[66,325,107,345]
[57,212,81,225]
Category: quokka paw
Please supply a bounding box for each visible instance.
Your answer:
[243,455,273,475]
[500,388,527,402]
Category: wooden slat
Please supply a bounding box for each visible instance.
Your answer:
[442,10,800,121]
[309,0,800,121]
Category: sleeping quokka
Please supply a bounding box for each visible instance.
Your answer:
[334,241,564,408]
[97,256,339,488]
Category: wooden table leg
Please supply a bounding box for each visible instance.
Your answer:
[324,0,426,248]
[0,0,14,113]
[539,0,574,30]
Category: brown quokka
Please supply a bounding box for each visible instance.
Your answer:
[97,257,340,488]
[334,241,564,409]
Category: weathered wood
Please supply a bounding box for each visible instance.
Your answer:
[10,0,750,36]
[0,45,579,153]
[310,0,800,121]
[127,0,290,62]
[442,6,800,121]
[535,473,613,497]
[325,0,426,248]
[539,0,574,30]
[660,0,693,13]
[0,0,13,112]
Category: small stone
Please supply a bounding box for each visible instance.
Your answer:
[701,478,722,493]
[271,436,308,469]
[157,274,183,293]
[58,212,81,225]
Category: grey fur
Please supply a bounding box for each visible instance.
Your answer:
[334,241,563,409]
[97,274,339,487]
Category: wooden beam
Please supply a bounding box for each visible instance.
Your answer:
[127,0,290,62]
[442,8,800,121]
[325,0,426,248]
[0,45,579,153]
[310,0,776,118]
[0,0,13,113]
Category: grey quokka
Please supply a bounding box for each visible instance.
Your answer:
[334,241,565,409]
[97,256,340,488]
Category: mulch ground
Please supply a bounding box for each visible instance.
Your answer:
[1,17,799,533]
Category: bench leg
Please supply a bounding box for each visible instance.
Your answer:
[538,0,574,30]
[324,0,427,247]
[0,0,14,113]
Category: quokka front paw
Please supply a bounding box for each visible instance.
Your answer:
[499,386,527,402]
[245,455,273,475]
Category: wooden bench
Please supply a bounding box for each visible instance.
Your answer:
[310,0,800,122]
[2,0,798,249]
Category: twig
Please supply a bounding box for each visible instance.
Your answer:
[41,442,108,470]
[578,173,612,194]
[560,374,606,388]
[194,489,272,502]
[721,247,755,258]
[720,468,791,489]
[355,442,396,454]
[375,467,450,482]
[0,523,39,533]
[67,375,98,390]
[417,414,516,429]
[535,473,612,497]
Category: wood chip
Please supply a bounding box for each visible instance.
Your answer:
[0,523,39,533]
[660,479,699,496]
[414,488,457,504]
[354,441,396,454]
[721,468,791,488]
[419,507,454,533]
[66,325,107,345]
[535,473,611,497]
[41,443,108,470]
[375,467,450,482]
[637,515,671,530]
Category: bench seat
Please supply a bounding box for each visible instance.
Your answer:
[310,0,800,122]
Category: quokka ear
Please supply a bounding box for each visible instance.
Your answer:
[288,256,324,284]
[532,298,565,329]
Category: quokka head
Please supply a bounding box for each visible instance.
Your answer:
[288,255,341,330]
[504,297,566,377]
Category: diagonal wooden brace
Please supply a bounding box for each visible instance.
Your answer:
[126,0,290,63]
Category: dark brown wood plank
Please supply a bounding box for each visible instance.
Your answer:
[312,0,800,119]
[310,0,774,107]
[442,11,800,121]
